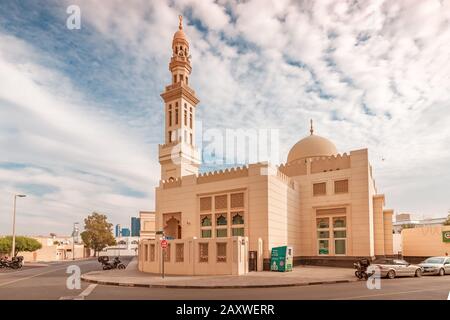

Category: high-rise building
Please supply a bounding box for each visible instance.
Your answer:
[115,224,121,237]
[131,217,141,237]
[121,228,131,237]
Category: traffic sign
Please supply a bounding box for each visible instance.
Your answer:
[161,239,168,248]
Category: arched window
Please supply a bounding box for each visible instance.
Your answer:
[232,213,244,225]
[201,216,211,227]
[216,214,227,226]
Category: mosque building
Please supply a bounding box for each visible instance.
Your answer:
[139,17,394,275]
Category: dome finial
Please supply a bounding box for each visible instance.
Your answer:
[178,15,183,30]
[310,119,314,135]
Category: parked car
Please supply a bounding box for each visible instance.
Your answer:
[372,258,422,279]
[418,257,450,276]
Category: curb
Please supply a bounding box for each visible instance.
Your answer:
[81,275,356,289]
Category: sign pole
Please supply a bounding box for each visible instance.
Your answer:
[162,249,166,279]
[156,230,166,279]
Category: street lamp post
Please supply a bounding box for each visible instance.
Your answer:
[72,222,79,261]
[11,194,26,257]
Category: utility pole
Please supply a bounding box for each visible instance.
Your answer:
[11,194,26,257]
[72,222,79,260]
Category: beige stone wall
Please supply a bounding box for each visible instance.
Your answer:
[266,171,301,259]
[154,164,275,260]
[147,149,393,271]
[383,210,394,255]
[373,195,385,256]
[140,211,156,239]
[139,237,248,275]
[289,149,377,257]
[402,225,450,257]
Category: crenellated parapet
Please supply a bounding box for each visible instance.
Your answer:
[197,165,249,184]
[310,153,350,174]
[161,165,250,189]
[161,177,183,189]
[278,159,307,177]
[279,152,351,177]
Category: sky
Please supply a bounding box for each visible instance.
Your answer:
[0,0,449,236]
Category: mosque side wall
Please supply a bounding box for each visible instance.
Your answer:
[373,195,386,256]
[266,175,301,259]
[154,167,272,259]
[246,168,270,256]
[348,149,373,257]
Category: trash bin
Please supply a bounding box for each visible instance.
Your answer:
[270,246,293,272]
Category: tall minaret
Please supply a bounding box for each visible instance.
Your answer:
[159,15,201,181]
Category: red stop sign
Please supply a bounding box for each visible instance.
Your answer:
[161,239,168,249]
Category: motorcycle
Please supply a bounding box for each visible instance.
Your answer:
[0,256,24,269]
[98,256,126,270]
[353,258,372,280]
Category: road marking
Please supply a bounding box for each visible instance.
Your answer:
[0,259,97,288]
[332,286,450,300]
[0,267,69,288]
[58,284,98,300]
[80,284,97,297]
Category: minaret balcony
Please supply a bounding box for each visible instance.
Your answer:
[164,82,196,95]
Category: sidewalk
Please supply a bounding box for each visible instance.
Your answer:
[81,258,357,288]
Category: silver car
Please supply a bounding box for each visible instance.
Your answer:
[373,258,422,279]
[419,257,450,276]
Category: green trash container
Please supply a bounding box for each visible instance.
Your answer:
[270,246,293,272]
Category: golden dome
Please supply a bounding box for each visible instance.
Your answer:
[172,15,188,44]
[286,120,337,163]
[173,29,187,41]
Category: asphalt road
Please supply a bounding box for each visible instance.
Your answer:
[0,259,449,300]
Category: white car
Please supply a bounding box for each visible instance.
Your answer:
[419,257,450,276]
[372,258,422,279]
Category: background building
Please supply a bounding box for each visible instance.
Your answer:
[393,213,447,234]
[99,236,139,256]
[115,224,121,237]
[121,228,131,237]
[20,235,87,262]
[131,217,141,237]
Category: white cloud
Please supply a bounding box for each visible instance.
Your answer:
[0,34,158,235]
[1,0,450,237]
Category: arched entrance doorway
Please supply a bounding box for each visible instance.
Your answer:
[163,213,182,239]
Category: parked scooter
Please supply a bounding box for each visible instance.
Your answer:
[98,256,126,270]
[353,258,372,280]
[0,256,24,269]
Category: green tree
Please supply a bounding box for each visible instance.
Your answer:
[81,212,116,256]
[0,236,42,256]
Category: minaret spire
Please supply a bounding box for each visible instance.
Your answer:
[178,15,183,30]
[310,119,314,135]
